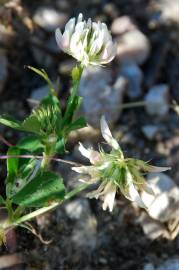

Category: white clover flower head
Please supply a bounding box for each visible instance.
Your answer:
[55,13,116,66]
[72,116,170,212]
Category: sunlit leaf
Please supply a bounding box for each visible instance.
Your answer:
[12,171,66,207]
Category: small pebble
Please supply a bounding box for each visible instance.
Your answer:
[119,62,143,98]
[145,84,169,116]
[33,7,68,31]
[116,29,150,64]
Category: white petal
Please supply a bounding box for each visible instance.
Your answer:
[78,143,101,164]
[78,143,91,159]
[61,31,71,50]
[87,181,106,199]
[87,18,92,28]
[143,183,155,195]
[75,21,85,32]
[70,31,81,53]
[121,170,147,209]
[97,161,110,170]
[100,116,119,150]
[100,41,116,63]
[64,18,75,34]
[72,166,90,174]
[102,183,116,212]
[79,178,99,184]
[89,36,103,56]
[77,13,83,23]
[148,166,171,173]
[128,183,147,209]
[55,28,63,48]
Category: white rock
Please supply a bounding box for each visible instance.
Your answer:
[79,66,126,127]
[141,173,179,222]
[159,0,179,24]
[116,29,150,64]
[33,7,68,31]
[119,62,143,98]
[111,16,136,35]
[71,215,97,250]
[0,51,8,94]
[145,84,169,116]
[144,263,155,270]
[157,259,179,270]
[68,199,97,251]
[142,125,159,140]
[140,213,166,240]
[28,85,49,108]
[31,35,59,67]
[65,198,89,220]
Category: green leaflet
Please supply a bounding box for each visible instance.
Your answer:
[17,135,44,152]
[40,94,61,112]
[55,137,66,154]
[27,66,58,97]
[6,147,20,185]
[0,115,21,130]
[64,117,87,134]
[12,171,66,207]
[21,114,41,134]
[0,195,5,205]
[62,95,83,127]
[6,153,39,198]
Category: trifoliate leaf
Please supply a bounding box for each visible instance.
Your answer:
[12,171,66,207]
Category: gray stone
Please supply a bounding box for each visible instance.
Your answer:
[119,62,143,98]
[116,29,150,64]
[139,212,166,240]
[0,50,8,94]
[28,85,49,108]
[111,16,136,35]
[31,35,59,67]
[69,199,97,251]
[158,0,179,24]
[142,125,159,140]
[33,7,68,32]
[144,263,155,270]
[157,259,179,270]
[141,173,179,222]
[79,66,126,127]
[145,84,169,116]
[65,198,90,220]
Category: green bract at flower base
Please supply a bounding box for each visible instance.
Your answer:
[72,116,170,212]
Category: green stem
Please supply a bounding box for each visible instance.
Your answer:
[13,183,89,226]
[14,202,59,225]
[71,64,84,98]
[120,101,175,110]
[120,101,147,109]
[41,151,50,170]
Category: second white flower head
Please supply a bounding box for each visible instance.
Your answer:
[55,13,116,66]
[72,116,170,212]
